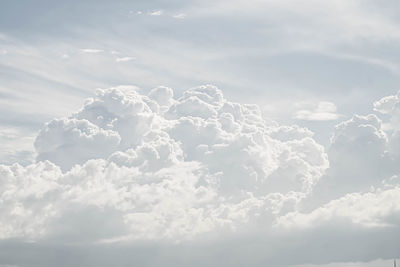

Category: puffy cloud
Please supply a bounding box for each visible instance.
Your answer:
[373,92,400,115]
[374,90,400,132]
[148,86,175,108]
[0,161,62,239]
[291,92,400,256]
[1,85,329,244]
[326,112,400,191]
[279,184,400,229]
[34,118,121,170]
[2,86,400,266]
[301,111,400,210]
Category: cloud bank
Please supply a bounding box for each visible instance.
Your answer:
[1,86,399,266]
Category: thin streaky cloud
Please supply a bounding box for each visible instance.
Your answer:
[172,13,186,19]
[80,49,104,53]
[149,10,163,16]
[115,57,135,62]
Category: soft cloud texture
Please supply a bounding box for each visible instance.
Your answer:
[1,86,400,266]
[294,101,339,121]
[1,87,309,242]
[2,0,400,265]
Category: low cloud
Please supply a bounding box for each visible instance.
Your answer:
[1,86,400,266]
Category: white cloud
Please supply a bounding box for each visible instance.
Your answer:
[0,85,329,242]
[1,86,400,266]
[303,114,393,205]
[149,10,163,16]
[34,118,121,171]
[115,57,135,62]
[374,91,400,131]
[294,101,339,121]
[2,0,400,264]
[172,13,186,19]
[278,184,400,229]
[80,49,104,54]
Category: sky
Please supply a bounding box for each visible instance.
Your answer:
[0,0,400,266]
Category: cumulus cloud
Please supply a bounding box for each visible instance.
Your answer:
[2,85,328,241]
[34,118,121,170]
[1,86,400,266]
[295,92,400,246]
[374,91,400,130]
[279,184,400,229]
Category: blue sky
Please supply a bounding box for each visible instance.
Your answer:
[0,1,400,266]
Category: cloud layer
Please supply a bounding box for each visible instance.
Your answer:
[1,86,400,266]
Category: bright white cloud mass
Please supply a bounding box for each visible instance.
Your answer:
[0,85,399,266]
[1,0,400,266]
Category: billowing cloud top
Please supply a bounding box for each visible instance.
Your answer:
[1,86,400,266]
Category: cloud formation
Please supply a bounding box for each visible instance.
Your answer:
[149,10,163,16]
[172,13,186,19]
[294,101,339,121]
[115,57,135,62]
[2,85,328,240]
[1,86,400,266]
[80,49,104,54]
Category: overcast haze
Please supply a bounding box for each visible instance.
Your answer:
[0,1,400,266]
